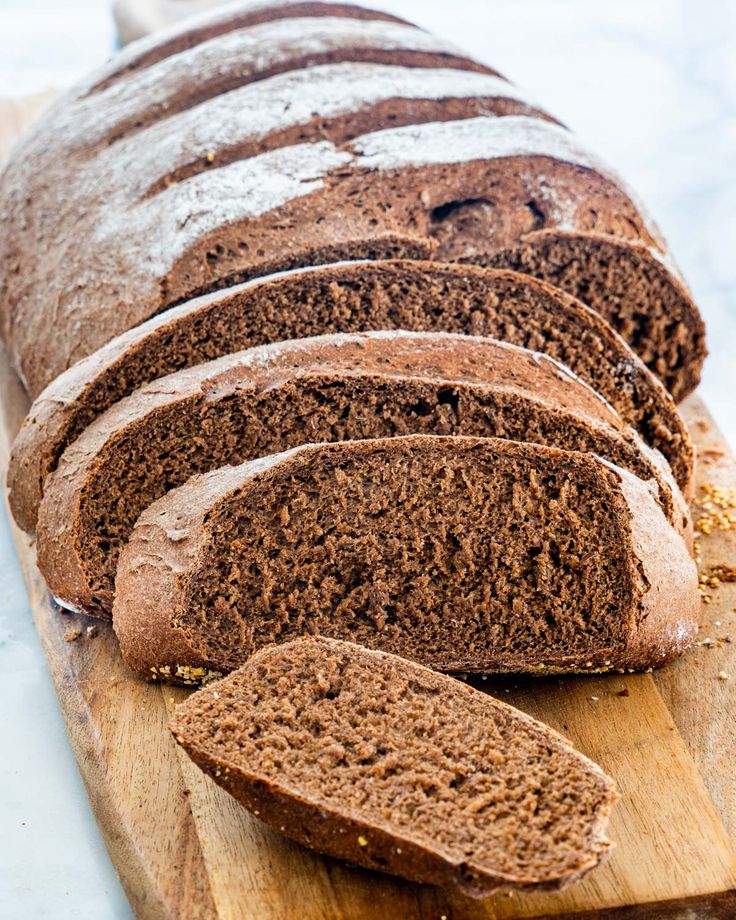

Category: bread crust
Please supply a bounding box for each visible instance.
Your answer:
[113,436,699,682]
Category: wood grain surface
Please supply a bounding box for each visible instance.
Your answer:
[2,94,736,920]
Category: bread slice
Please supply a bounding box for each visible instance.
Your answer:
[113,435,699,682]
[170,636,618,896]
[8,261,692,534]
[35,332,689,617]
[479,230,703,400]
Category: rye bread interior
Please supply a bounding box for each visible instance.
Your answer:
[112,436,699,681]
[478,231,706,401]
[35,332,688,617]
[171,636,618,896]
[9,262,692,534]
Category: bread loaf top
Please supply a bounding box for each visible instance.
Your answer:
[0,0,703,399]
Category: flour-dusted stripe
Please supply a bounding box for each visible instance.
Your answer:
[90,0,406,95]
[62,17,485,149]
[105,63,545,200]
[94,142,351,277]
[353,115,594,170]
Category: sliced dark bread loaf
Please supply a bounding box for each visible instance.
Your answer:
[113,436,699,681]
[171,636,618,896]
[8,262,692,534]
[3,107,704,397]
[35,332,689,617]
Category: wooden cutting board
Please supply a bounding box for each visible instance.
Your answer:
[3,96,736,920]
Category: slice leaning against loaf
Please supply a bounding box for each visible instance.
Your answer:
[8,261,692,535]
[36,331,689,617]
[113,435,699,683]
[171,636,618,896]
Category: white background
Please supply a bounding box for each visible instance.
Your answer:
[0,1,734,917]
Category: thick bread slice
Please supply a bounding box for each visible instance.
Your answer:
[113,436,699,681]
[8,262,692,534]
[35,332,689,617]
[171,636,618,897]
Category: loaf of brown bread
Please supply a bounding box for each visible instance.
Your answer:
[113,436,699,682]
[171,636,618,896]
[0,3,704,397]
[8,261,692,534]
[35,332,688,617]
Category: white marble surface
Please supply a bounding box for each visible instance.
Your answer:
[0,1,734,917]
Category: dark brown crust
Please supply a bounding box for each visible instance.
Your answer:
[8,262,692,534]
[170,637,618,897]
[112,436,699,682]
[98,2,415,95]
[1,34,700,401]
[33,330,689,617]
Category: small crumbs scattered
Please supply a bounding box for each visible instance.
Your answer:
[63,627,82,642]
[617,688,630,697]
[396,847,402,854]
[718,671,730,681]
[694,483,736,535]
[86,624,98,638]
[205,151,215,162]
[358,836,368,847]
[253,810,260,816]
[590,696,599,701]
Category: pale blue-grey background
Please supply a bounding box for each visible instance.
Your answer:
[0,1,734,916]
